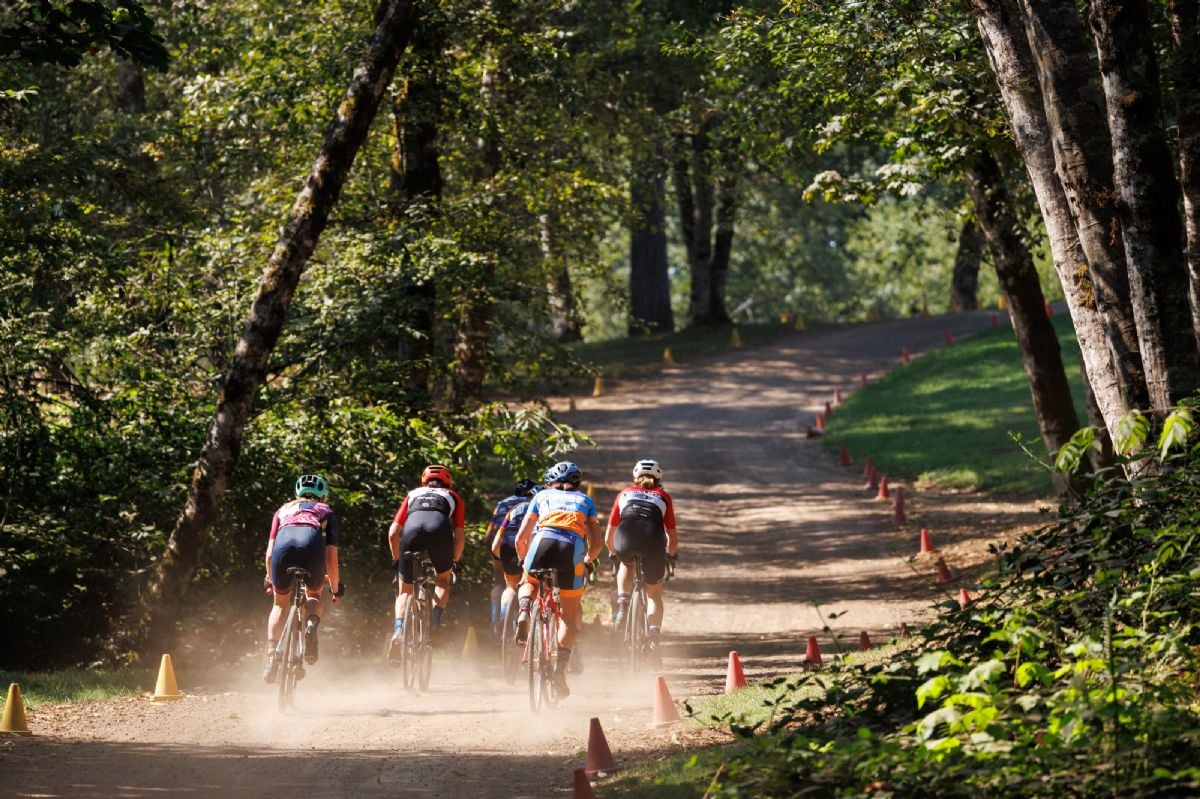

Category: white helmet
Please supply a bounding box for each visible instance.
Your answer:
[632,459,663,481]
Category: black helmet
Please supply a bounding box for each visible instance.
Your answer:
[544,461,582,485]
[514,478,537,496]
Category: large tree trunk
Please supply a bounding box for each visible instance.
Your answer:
[1171,0,1200,348]
[971,0,1129,444]
[629,162,673,335]
[949,218,983,311]
[708,169,736,325]
[542,214,582,342]
[389,28,443,397]
[965,151,1081,497]
[1016,0,1149,413]
[1089,0,1200,408]
[687,115,716,327]
[135,0,417,654]
[114,59,145,114]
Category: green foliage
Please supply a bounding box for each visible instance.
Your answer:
[0,1,169,70]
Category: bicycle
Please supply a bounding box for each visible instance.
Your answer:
[523,567,562,713]
[619,553,674,673]
[392,550,455,693]
[499,585,521,685]
[273,567,345,712]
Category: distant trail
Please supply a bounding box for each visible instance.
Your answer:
[5,311,1044,798]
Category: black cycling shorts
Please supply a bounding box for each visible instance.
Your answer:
[612,523,668,584]
[271,525,326,593]
[399,511,455,583]
[497,537,522,576]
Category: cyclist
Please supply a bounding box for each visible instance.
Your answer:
[485,479,537,634]
[491,484,540,629]
[263,474,341,683]
[606,459,678,660]
[388,465,465,664]
[514,461,602,698]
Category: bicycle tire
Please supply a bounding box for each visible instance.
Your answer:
[545,610,559,708]
[528,605,544,713]
[500,591,520,685]
[400,594,420,691]
[628,588,646,674]
[417,596,433,692]
[277,606,298,712]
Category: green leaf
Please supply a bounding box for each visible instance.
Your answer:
[1159,408,1193,460]
[1114,410,1149,455]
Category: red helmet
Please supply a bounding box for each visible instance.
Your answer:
[421,464,454,486]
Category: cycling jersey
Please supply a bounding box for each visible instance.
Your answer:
[609,486,675,584]
[607,486,675,532]
[392,486,466,529]
[488,494,524,530]
[500,499,533,543]
[270,499,340,546]
[393,486,465,583]
[527,488,597,539]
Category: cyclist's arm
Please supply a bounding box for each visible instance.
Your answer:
[451,491,466,561]
[326,545,339,589]
[584,517,603,563]
[387,522,402,561]
[264,538,275,582]
[604,524,616,553]
[491,513,509,558]
[665,528,678,557]
[453,526,465,561]
[515,511,538,559]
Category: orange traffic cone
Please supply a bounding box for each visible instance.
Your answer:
[568,396,577,412]
[663,346,676,366]
[862,457,874,481]
[919,528,937,555]
[859,631,872,651]
[462,626,479,658]
[150,654,184,702]
[839,444,852,467]
[725,651,748,693]
[585,717,619,775]
[935,558,953,584]
[900,622,912,638]
[901,347,911,365]
[875,475,890,501]
[814,412,825,432]
[893,486,907,524]
[824,400,834,419]
[652,675,680,727]
[959,588,973,608]
[834,388,843,405]
[804,636,823,668]
[2,683,32,735]
[573,768,598,799]
[866,463,878,490]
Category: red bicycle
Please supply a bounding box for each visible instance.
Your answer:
[523,567,561,713]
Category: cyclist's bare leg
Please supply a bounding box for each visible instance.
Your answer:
[394,582,414,621]
[613,562,633,626]
[434,570,453,607]
[266,590,289,644]
[615,562,634,595]
[645,581,665,630]
[558,596,582,649]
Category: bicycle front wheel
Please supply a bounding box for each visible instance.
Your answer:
[277,608,299,712]
[417,598,433,692]
[401,596,420,691]
[528,608,545,713]
[545,613,560,708]
[500,592,519,685]
[628,589,646,673]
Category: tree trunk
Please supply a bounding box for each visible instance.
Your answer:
[1016,0,1149,413]
[672,135,696,274]
[115,59,145,114]
[708,170,736,325]
[687,115,717,327]
[1079,353,1117,472]
[629,162,673,335]
[1090,0,1200,408]
[1171,0,1200,348]
[949,219,983,311]
[971,0,1132,440]
[542,214,582,342]
[135,0,417,654]
[965,151,1082,497]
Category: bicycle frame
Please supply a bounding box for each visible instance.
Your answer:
[399,550,436,693]
[275,567,311,712]
[524,568,561,713]
[621,553,673,673]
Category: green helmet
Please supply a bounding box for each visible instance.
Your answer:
[294,474,328,500]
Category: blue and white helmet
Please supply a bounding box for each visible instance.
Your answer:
[544,461,582,485]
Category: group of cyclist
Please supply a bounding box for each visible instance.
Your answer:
[261,459,679,700]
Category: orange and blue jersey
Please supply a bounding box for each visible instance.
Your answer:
[526,487,597,538]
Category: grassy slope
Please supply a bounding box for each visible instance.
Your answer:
[825,314,1084,495]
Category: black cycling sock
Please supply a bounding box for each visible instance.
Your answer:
[556,646,572,673]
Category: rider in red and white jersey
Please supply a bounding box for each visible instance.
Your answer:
[606,459,678,658]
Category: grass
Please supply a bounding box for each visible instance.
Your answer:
[825,313,1085,495]
[0,666,155,708]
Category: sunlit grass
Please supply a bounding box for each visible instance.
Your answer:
[0,666,154,707]
[825,314,1084,495]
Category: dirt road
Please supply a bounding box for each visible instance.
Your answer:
[3,312,1046,798]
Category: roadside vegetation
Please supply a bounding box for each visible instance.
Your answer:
[824,315,1085,495]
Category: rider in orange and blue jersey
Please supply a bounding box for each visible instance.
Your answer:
[514,461,602,698]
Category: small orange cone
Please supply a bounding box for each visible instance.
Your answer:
[944,331,954,346]
[652,675,680,727]
[663,346,676,366]
[573,768,598,799]
[862,457,874,481]
[824,400,834,418]
[814,412,825,432]
[150,654,184,701]
[585,717,619,775]
[804,636,823,668]
[568,396,577,412]
[1,683,32,735]
[875,475,890,501]
[919,528,937,554]
[859,631,872,651]
[900,622,912,638]
[893,486,907,524]
[866,462,878,490]
[725,651,748,693]
[901,347,911,365]
[731,327,743,348]
[959,588,973,608]
[462,626,479,658]
[592,376,604,397]
[839,444,852,467]
[935,558,953,584]
[834,388,843,405]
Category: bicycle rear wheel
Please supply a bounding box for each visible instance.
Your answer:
[545,613,560,708]
[277,608,299,712]
[528,607,545,713]
[417,598,433,692]
[400,595,420,691]
[627,589,646,673]
[500,591,519,685]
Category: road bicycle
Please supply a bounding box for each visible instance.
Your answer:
[392,550,438,692]
[619,553,674,674]
[523,567,562,713]
[499,585,521,685]
[273,568,345,712]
